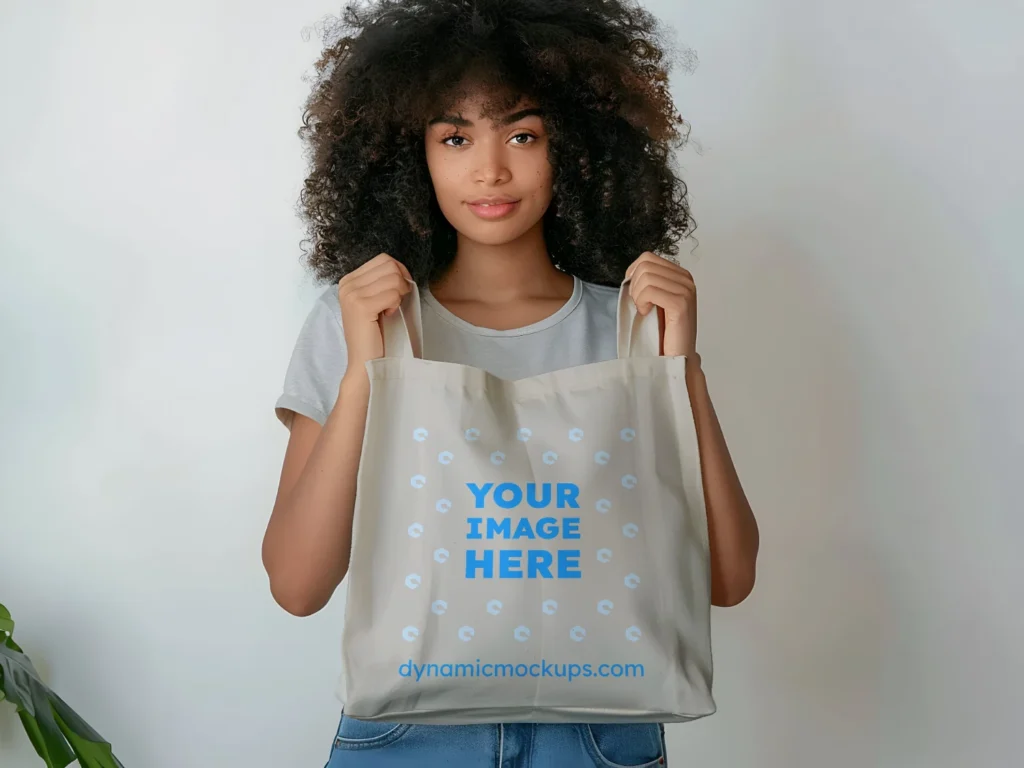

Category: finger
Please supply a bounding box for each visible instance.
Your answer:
[345,257,404,289]
[629,259,694,291]
[343,264,411,297]
[630,271,691,305]
[339,277,406,320]
[630,270,693,310]
[625,251,660,280]
[633,284,689,316]
[339,253,388,284]
[340,253,410,288]
[358,286,406,318]
[390,256,413,283]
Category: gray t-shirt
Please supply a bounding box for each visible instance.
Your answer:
[275,274,620,428]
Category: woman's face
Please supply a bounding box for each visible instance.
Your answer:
[424,90,553,246]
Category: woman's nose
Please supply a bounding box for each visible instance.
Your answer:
[474,141,511,184]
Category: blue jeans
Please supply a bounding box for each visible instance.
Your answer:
[324,712,668,767]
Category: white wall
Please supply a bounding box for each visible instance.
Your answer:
[1,1,1020,766]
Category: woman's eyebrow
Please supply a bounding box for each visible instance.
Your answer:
[427,108,544,128]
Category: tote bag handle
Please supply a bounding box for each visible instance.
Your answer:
[616,277,662,359]
[379,278,424,360]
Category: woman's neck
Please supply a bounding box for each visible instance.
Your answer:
[429,221,572,304]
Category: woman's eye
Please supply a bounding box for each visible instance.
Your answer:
[442,133,535,147]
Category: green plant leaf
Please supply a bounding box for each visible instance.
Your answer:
[0,603,14,637]
[0,627,123,767]
[19,707,74,768]
[55,704,124,768]
[1,602,24,655]
[1,643,77,767]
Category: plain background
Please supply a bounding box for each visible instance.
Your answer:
[1,1,1021,766]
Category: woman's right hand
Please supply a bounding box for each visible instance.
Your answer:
[337,253,414,382]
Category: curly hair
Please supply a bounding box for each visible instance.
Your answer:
[297,0,695,288]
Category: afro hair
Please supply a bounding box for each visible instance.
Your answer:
[297,0,695,287]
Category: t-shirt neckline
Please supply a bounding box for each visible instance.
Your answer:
[421,275,583,337]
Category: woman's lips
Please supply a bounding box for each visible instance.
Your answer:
[466,200,520,219]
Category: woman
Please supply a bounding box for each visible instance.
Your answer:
[263,1,759,764]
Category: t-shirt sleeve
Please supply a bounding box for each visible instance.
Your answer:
[274,284,348,429]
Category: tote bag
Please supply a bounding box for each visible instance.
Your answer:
[339,276,714,724]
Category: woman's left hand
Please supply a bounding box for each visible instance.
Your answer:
[625,251,697,357]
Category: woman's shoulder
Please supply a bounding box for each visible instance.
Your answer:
[275,283,347,428]
[579,279,620,300]
[557,278,619,351]
[577,278,620,320]
[312,281,342,317]
[292,282,345,339]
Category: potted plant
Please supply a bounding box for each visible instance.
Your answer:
[0,603,123,767]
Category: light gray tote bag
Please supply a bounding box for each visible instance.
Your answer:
[340,276,714,724]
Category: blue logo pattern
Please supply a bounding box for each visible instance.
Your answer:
[401,423,644,647]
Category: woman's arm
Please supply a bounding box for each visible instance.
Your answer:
[262,374,370,616]
[263,254,413,616]
[625,251,759,607]
[686,354,759,606]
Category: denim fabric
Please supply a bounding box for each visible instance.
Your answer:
[324,712,667,767]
